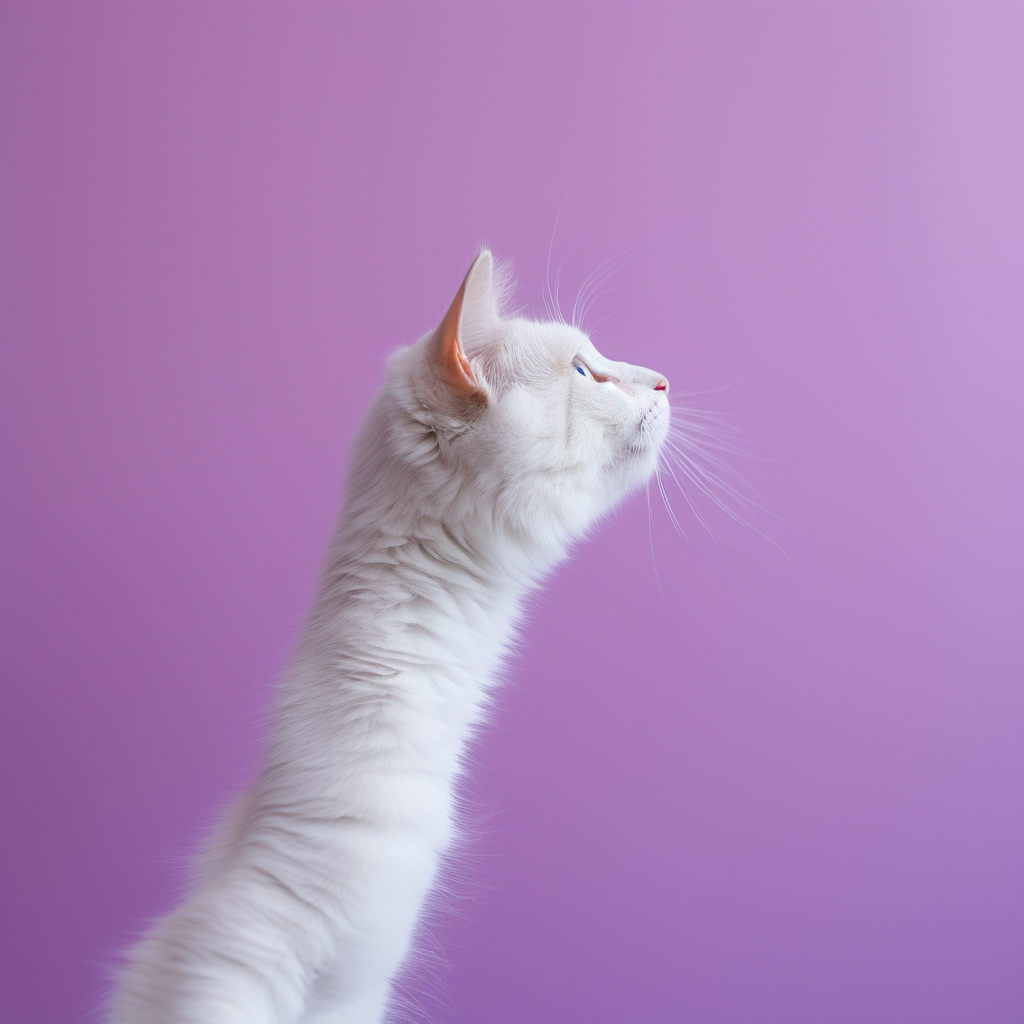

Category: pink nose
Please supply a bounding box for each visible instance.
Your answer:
[654,378,669,393]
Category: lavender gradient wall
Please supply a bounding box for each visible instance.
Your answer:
[2,3,1022,1022]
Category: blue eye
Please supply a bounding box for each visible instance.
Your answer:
[576,365,587,376]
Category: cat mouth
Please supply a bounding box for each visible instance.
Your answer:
[641,400,669,426]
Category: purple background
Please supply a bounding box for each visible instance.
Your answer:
[2,3,1022,1022]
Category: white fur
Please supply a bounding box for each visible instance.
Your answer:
[110,251,669,1023]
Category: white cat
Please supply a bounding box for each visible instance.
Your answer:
[110,250,670,1024]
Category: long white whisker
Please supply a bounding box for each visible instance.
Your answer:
[664,439,781,523]
[661,437,796,564]
[572,251,630,329]
[658,454,716,541]
[545,186,574,324]
[585,310,623,336]
[655,459,688,539]
[554,241,585,325]
[574,244,654,330]
[575,229,681,331]
[663,441,763,522]
[668,431,768,488]
[662,450,736,539]
[575,255,633,328]
[645,475,665,597]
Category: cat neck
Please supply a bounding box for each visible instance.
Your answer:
[278,500,547,761]
[317,501,558,622]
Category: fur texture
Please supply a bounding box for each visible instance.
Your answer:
[110,251,670,1023]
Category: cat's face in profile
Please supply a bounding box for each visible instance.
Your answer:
[383,250,669,545]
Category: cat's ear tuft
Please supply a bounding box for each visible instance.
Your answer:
[428,251,495,403]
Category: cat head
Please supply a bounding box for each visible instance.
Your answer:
[378,250,670,550]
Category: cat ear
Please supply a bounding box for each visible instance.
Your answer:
[428,251,496,402]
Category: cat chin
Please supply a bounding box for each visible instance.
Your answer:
[599,456,663,507]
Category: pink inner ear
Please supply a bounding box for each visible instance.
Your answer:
[455,339,475,384]
[430,258,486,397]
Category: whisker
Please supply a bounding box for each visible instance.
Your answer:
[667,431,768,490]
[655,458,688,539]
[645,475,665,597]
[554,241,585,325]
[545,185,574,325]
[664,438,780,524]
[663,441,764,523]
[585,310,624,336]
[663,449,739,538]
[658,454,716,541]
[573,243,656,330]
[575,228,682,332]
[656,398,795,564]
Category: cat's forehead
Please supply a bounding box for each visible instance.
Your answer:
[505,323,625,379]
[501,319,589,367]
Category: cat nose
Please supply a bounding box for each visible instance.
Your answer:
[654,377,669,393]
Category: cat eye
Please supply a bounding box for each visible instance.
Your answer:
[574,359,611,384]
